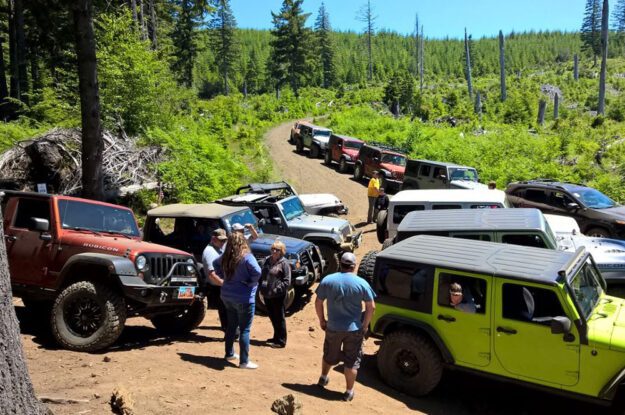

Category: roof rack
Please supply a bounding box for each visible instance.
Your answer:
[520,179,586,187]
[366,141,408,155]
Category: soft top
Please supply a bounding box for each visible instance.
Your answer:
[407,159,475,169]
[331,134,364,143]
[398,208,546,234]
[147,203,246,218]
[378,234,580,284]
[391,189,508,204]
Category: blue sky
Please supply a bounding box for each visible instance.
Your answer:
[231,0,589,39]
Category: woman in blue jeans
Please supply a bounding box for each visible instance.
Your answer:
[214,232,262,369]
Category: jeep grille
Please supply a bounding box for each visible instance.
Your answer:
[144,254,191,285]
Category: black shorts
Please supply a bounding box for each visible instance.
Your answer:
[323,329,364,370]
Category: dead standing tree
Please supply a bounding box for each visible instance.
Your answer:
[499,30,506,102]
[574,53,579,80]
[598,0,608,115]
[464,27,473,100]
[0,194,49,414]
[357,0,375,82]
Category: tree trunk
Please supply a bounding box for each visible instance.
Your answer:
[275,85,280,99]
[537,99,547,125]
[138,0,146,40]
[148,0,158,49]
[14,0,27,105]
[243,79,247,98]
[554,93,559,120]
[9,0,18,100]
[73,0,104,201]
[598,0,608,115]
[464,27,473,100]
[414,14,419,79]
[499,30,506,102]
[474,91,482,115]
[574,53,579,81]
[0,195,49,414]
[130,0,138,27]
[0,36,9,105]
[419,25,424,92]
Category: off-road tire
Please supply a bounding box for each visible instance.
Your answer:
[295,138,304,154]
[256,287,296,314]
[310,144,320,158]
[51,281,126,352]
[338,158,349,173]
[376,210,388,243]
[378,330,443,397]
[585,227,611,238]
[357,250,378,286]
[318,243,340,276]
[324,151,332,165]
[382,238,394,250]
[353,164,364,181]
[150,298,206,335]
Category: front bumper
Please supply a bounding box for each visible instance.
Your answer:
[341,230,363,252]
[121,262,199,307]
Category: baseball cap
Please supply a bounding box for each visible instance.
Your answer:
[212,228,227,240]
[232,223,245,232]
[340,252,357,266]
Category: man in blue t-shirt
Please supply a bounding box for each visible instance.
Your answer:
[315,252,376,402]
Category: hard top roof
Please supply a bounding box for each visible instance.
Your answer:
[391,189,508,204]
[361,142,406,156]
[331,134,364,143]
[1,189,51,199]
[407,159,476,169]
[398,208,546,234]
[297,121,331,131]
[1,190,134,211]
[379,234,578,284]
[147,203,248,218]
[508,180,590,192]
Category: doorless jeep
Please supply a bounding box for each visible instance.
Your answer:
[143,203,324,310]
[364,234,625,404]
[1,191,201,352]
[377,208,625,292]
[216,193,362,275]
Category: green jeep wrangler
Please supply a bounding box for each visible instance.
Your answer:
[365,234,625,403]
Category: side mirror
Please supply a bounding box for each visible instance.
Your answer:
[31,217,49,232]
[566,202,580,210]
[550,316,571,334]
[271,217,282,226]
[258,218,266,227]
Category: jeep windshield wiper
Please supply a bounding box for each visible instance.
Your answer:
[69,227,102,236]
[101,230,133,239]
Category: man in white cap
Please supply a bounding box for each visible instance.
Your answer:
[314,252,376,402]
[231,222,259,242]
[202,228,229,331]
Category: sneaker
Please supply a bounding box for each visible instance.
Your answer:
[239,361,259,370]
[317,376,329,388]
[342,391,354,402]
[225,353,239,362]
[266,338,277,345]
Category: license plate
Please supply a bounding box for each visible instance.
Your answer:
[177,286,195,299]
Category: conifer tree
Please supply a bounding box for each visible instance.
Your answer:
[171,0,210,87]
[314,2,336,88]
[581,0,602,65]
[208,0,239,96]
[269,0,312,97]
[612,0,625,32]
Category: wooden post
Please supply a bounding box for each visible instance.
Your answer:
[574,54,579,81]
[598,0,609,115]
[464,27,473,100]
[499,30,506,102]
[537,99,547,125]
[554,93,559,120]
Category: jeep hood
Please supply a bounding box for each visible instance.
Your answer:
[298,194,343,209]
[450,180,488,190]
[556,235,625,272]
[379,163,405,173]
[289,214,350,234]
[65,232,191,259]
[312,134,330,144]
[588,296,625,352]
[251,234,312,256]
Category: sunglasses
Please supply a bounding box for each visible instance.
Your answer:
[271,248,280,252]
[450,292,462,296]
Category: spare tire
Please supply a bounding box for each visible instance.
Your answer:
[357,250,378,286]
[376,210,388,243]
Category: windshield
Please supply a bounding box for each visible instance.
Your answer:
[58,200,139,237]
[344,141,363,150]
[449,168,479,182]
[381,153,406,167]
[314,129,331,137]
[224,209,260,234]
[572,188,617,209]
[279,197,306,221]
[542,220,558,248]
[569,259,603,319]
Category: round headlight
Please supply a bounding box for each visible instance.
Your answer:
[186,258,196,273]
[136,255,147,271]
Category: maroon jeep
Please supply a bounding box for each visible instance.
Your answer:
[353,143,406,192]
[324,134,364,173]
[1,190,203,352]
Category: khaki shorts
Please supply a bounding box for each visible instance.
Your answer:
[323,329,364,370]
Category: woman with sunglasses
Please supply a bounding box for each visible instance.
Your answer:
[260,240,291,348]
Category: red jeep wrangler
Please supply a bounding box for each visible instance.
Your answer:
[353,143,406,192]
[324,134,364,173]
[1,191,203,352]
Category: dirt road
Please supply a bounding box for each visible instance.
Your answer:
[20,120,610,415]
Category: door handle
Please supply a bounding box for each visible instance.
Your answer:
[5,235,17,242]
[437,314,456,322]
[496,326,517,335]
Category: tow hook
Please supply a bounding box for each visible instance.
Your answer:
[160,291,168,303]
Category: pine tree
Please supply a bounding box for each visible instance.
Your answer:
[314,2,336,88]
[581,0,602,65]
[171,0,210,87]
[208,0,239,96]
[269,0,312,97]
[612,0,625,32]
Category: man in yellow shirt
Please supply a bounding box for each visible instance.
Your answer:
[367,171,381,223]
